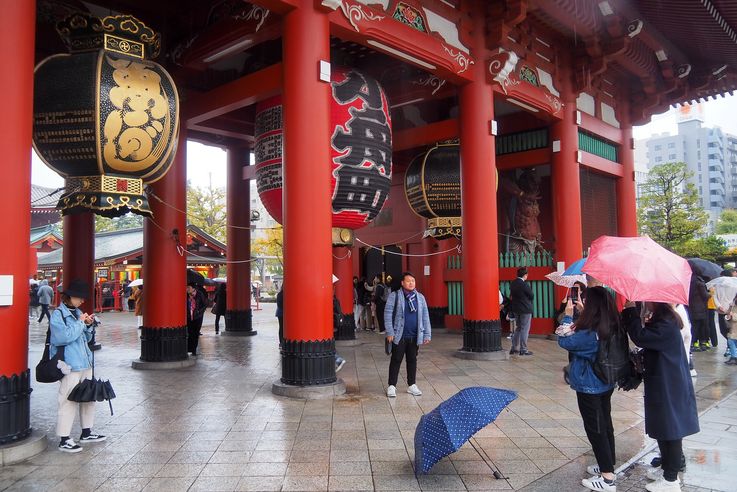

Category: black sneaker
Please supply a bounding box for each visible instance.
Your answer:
[79,433,107,443]
[509,349,519,355]
[59,438,83,453]
[520,351,534,356]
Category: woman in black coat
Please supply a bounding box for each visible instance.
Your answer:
[186,284,207,356]
[212,283,227,334]
[623,302,699,491]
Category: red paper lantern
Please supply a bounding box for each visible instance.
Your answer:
[255,68,392,230]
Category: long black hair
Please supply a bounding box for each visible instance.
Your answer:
[575,286,621,340]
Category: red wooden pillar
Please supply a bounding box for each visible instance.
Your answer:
[279,0,336,386]
[423,237,449,327]
[617,106,638,237]
[458,2,502,355]
[224,145,255,336]
[62,213,95,313]
[135,130,189,367]
[551,66,583,269]
[0,0,35,446]
[333,244,356,339]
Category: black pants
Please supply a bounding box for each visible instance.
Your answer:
[38,304,51,323]
[388,337,418,386]
[376,302,386,332]
[657,439,682,482]
[576,389,616,474]
[719,313,729,340]
[691,318,709,344]
[214,314,222,332]
[278,316,284,347]
[707,310,718,346]
[187,317,203,354]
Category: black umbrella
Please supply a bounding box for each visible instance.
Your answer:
[187,268,206,286]
[67,321,116,415]
[687,258,723,282]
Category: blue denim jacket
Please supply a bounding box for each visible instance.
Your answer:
[49,303,93,372]
[558,318,614,394]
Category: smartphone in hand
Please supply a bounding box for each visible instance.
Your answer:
[570,286,579,303]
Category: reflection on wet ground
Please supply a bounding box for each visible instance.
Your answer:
[1,305,735,491]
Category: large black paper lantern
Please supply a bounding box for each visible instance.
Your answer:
[33,13,179,217]
[405,142,461,239]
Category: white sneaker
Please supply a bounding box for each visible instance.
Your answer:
[586,465,601,476]
[386,385,396,397]
[581,475,616,492]
[58,438,83,453]
[407,384,422,396]
[645,477,681,492]
[690,369,697,377]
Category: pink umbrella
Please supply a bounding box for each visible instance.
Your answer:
[582,236,692,305]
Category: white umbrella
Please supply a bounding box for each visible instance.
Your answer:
[128,278,143,288]
[213,277,227,283]
[545,271,587,288]
[706,277,737,310]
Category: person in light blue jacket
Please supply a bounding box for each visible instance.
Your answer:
[557,287,620,492]
[384,272,431,397]
[49,279,106,453]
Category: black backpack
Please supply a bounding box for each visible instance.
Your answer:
[592,328,631,387]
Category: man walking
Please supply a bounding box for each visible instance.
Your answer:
[37,279,55,324]
[509,267,534,356]
[385,272,431,397]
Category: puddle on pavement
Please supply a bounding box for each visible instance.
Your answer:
[683,446,737,491]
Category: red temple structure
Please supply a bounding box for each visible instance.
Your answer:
[2,0,737,450]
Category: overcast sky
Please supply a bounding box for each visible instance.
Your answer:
[31,94,737,189]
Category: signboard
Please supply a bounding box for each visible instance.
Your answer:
[97,268,109,279]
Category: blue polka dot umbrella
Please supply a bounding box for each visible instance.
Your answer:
[414,386,517,475]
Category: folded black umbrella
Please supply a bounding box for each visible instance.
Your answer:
[68,324,116,415]
[385,338,393,356]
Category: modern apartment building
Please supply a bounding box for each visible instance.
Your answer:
[637,106,737,233]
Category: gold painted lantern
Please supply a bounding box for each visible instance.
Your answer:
[33,14,179,217]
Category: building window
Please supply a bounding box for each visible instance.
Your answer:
[654,145,662,151]
[668,154,677,160]
[668,142,675,149]
[655,156,662,162]
[697,139,701,148]
[698,151,701,159]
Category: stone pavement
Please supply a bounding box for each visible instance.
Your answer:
[1,305,736,491]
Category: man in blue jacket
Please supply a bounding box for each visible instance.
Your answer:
[384,272,431,397]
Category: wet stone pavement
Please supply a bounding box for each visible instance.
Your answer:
[1,305,736,491]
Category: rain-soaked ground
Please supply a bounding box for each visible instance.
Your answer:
[1,305,736,491]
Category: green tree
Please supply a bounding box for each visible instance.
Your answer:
[95,213,143,233]
[716,209,737,234]
[673,236,728,262]
[252,226,283,281]
[637,162,707,250]
[186,182,226,242]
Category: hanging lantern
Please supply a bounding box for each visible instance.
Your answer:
[33,13,179,218]
[405,142,462,239]
[254,68,392,244]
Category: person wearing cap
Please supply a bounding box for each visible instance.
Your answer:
[49,279,106,453]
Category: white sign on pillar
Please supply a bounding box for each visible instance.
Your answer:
[424,265,431,276]
[0,275,13,306]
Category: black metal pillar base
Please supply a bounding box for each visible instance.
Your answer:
[335,312,356,340]
[138,326,188,362]
[461,319,502,352]
[0,370,32,445]
[428,307,448,328]
[223,309,256,336]
[280,339,336,386]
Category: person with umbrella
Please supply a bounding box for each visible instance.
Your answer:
[211,282,226,334]
[556,287,621,492]
[49,279,106,452]
[686,274,711,352]
[622,301,699,492]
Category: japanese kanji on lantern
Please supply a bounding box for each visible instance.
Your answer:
[255,68,392,243]
[405,142,462,239]
[32,13,179,218]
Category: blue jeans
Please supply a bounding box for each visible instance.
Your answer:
[728,338,737,358]
[511,313,532,352]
